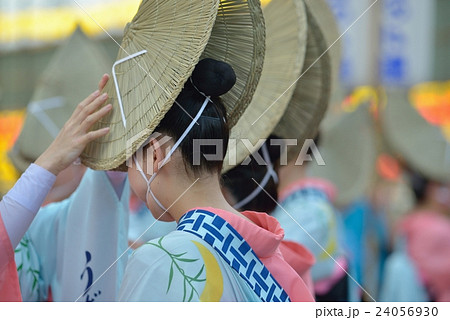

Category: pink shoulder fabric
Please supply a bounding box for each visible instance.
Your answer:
[279,240,315,294]
[0,213,22,302]
[199,207,315,301]
[401,211,450,302]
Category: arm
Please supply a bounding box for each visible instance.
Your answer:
[0,164,56,248]
[0,74,112,250]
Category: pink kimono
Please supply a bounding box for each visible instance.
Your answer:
[401,211,450,302]
[0,214,21,301]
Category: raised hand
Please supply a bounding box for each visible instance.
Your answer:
[35,74,112,175]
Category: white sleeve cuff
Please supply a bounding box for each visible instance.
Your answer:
[7,163,56,213]
[0,163,56,248]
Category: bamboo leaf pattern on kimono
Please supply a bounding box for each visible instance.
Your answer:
[147,236,206,301]
[15,236,41,296]
[167,261,174,294]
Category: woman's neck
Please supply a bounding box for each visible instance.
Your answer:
[165,173,251,223]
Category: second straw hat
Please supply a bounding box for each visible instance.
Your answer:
[309,103,377,206]
[382,87,450,183]
[303,0,341,93]
[222,0,308,172]
[81,0,265,171]
[273,1,334,161]
[9,28,111,173]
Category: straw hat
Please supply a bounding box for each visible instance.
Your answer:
[9,28,111,173]
[8,144,34,174]
[303,0,341,93]
[81,0,266,171]
[382,89,450,183]
[221,0,308,172]
[273,3,332,161]
[309,103,377,207]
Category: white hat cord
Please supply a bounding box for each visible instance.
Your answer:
[233,143,279,210]
[134,95,211,211]
[113,51,213,211]
[112,50,148,128]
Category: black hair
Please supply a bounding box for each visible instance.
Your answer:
[306,132,321,157]
[222,135,283,213]
[155,58,236,176]
[408,170,429,203]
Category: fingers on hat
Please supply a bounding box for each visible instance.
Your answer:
[81,103,112,132]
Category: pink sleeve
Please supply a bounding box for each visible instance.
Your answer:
[278,177,337,203]
[0,213,22,301]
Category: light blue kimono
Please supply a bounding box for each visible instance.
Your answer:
[128,203,176,244]
[15,169,130,301]
[271,187,343,283]
[120,209,289,302]
[342,199,388,301]
[379,237,429,302]
[119,231,261,301]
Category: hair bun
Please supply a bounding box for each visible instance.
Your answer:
[191,58,236,97]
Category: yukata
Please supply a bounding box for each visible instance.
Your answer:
[379,239,428,302]
[0,164,56,301]
[271,178,348,301]
[380,211,450,302]
[342,199,388,301]
[15,169,130,302]
[119,208,315,301]
[128,193,176,245]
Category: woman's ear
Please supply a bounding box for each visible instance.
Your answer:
[146,137,165,175]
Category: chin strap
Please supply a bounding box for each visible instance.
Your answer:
[134,96,211,211]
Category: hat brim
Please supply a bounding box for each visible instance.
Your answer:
[303,0,341,93]
[273,3,332,161]
[309,104,377,206]
[222,0,308,172]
